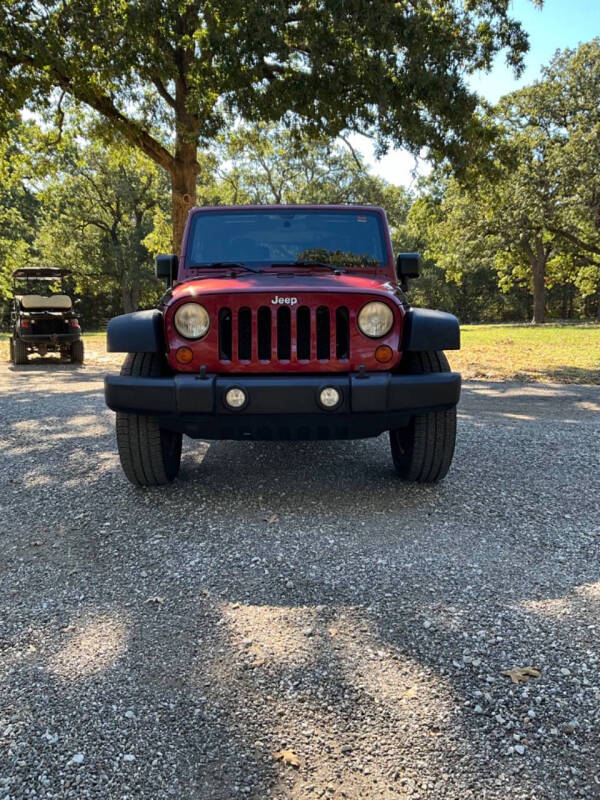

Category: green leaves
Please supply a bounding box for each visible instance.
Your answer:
[209,123,411,225]
[0,0,542,249]
[0,120,39,304]
[409,40,600,323]
[0,0,536,168]
[33,124,168,313]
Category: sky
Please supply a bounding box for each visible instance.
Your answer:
[356,0,600,186]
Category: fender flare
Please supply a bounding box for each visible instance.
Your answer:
[106,310,164,353]
[403,308,460,352]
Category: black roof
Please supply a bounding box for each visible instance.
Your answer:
[12,268,72,280]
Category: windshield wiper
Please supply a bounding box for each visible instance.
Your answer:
[271,261,346,273]
[188,261,263,273]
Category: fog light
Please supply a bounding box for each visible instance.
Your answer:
[225,387,247,409]
[319,386,341,409]
[175,346,193,365]
[375,345,393,363]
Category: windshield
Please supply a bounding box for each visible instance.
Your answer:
[185,209,387,269]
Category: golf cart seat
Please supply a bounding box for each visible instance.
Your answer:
[15,294,73,310]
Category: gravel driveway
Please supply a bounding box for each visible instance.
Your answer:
[1,361,599,799]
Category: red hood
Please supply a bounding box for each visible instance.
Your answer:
[170,270,398,303]
[164,268,405,375]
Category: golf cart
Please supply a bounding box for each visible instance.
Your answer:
[9,267,84,364]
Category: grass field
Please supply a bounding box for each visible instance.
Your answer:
[2,322,600,383]
[449,323,600,384]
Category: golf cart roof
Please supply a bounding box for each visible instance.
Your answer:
[12,268,72,280]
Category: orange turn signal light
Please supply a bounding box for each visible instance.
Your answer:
[175,346,193,365]
[375,345,393,363]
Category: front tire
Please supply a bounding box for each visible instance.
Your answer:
[12,338,28,365]
[115,353,182,487]
[389,351,457,483]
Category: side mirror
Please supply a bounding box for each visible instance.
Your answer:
[395,253,420,289]
[155,254,178,285]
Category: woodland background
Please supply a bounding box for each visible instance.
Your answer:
[1,10,599,328]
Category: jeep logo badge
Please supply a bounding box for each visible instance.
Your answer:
[271,296,298,306]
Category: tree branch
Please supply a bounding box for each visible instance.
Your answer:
[548,226,600,256]
[1,48,178,174]
[76,168,120,219]
[153,77,178,110]
[260,61,286,81]
[339,135,364,170]
[70,85,176,173]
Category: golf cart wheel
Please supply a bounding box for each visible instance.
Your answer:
[115,353,182,487]
[9,338,14,363]
[389,350,457,483]
[12,338,28,365]
[71,339,84,363]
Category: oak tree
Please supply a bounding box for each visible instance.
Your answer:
[1,0,536,252]
[507,40,600,319]
[410,40,600,323]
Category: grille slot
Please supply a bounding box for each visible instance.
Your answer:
[297,306,310,360]
[277,306,291,360]
[218,308,232,360]
[238,307,252,360]
[316,306,330,360]
[257,307,271,360]
[336,307,350,360]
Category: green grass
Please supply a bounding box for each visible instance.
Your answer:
[3,322,600,384]
[448,322,600,384]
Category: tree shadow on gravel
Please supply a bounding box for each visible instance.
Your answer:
[4,363,106,382]
[7,358,85,369]
[460,381,600,424]
[1,368,600,798]
[3,530,599,799]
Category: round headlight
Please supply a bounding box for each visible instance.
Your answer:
[174,303,210,339]
[357,302,394,338]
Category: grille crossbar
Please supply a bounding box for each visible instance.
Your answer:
[218,304,350,364]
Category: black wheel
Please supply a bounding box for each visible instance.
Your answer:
[389,351,457,483]
[70,339,84,363]
[12,337,28,365]
[115,353,182,487]
[9,337,14,363]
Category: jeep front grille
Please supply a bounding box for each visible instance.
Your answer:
[218,304,350,365]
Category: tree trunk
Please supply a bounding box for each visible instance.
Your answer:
[560,286,568,320]
[530,257,546,324]
[122,284,137,314]
[171,139,198,256]
[567,285,574,320]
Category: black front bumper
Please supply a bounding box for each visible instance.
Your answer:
[104,371,461,440]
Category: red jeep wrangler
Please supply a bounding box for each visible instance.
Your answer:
[105,205,460,486]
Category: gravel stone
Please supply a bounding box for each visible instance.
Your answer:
[1,366,599,799]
